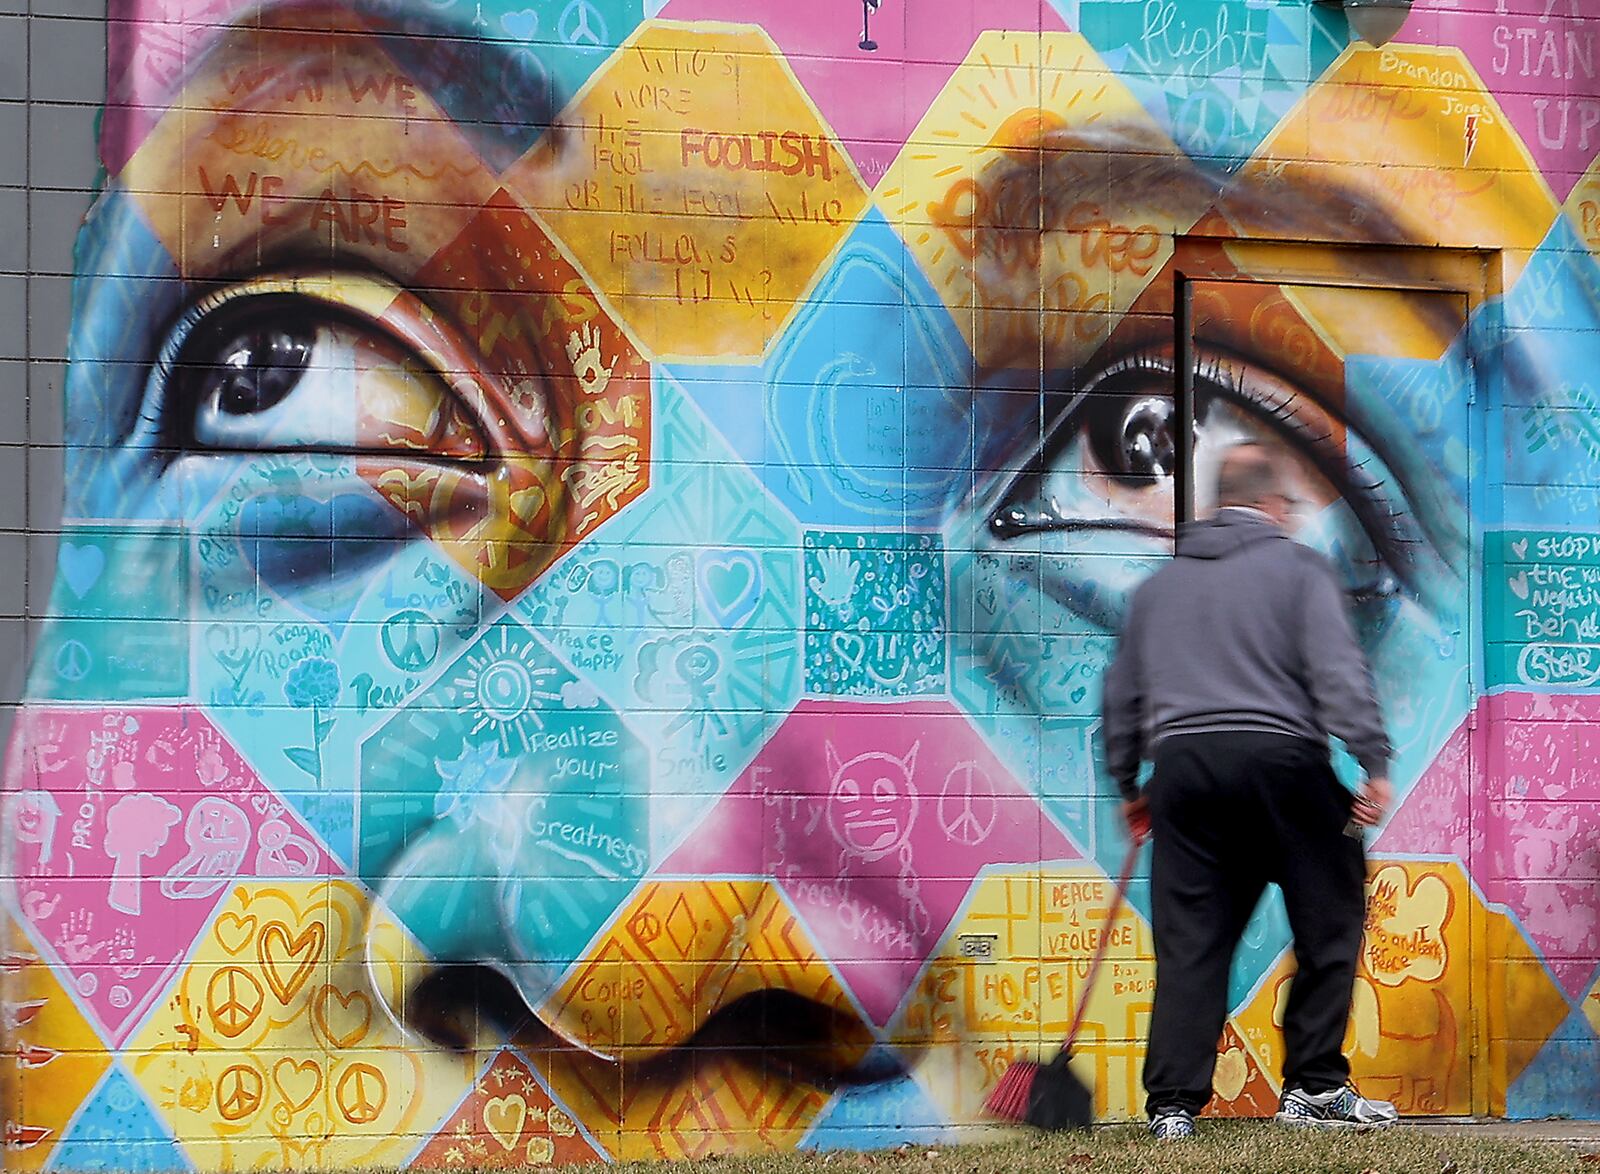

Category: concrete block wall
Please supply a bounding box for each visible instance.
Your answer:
[2,0,1598,1167]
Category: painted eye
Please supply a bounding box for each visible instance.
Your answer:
[153,274,504,461]
[987,345,1422,606]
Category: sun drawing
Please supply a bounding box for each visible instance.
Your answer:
[875,32,1184,372]
[454,626,563,752]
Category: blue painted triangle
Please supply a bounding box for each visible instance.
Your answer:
[1506,1008,1600,1119]
[805,1070,952,1150]
[1211,69,1243,102]
[1265,9,1299,45]
[47,1066,188,1173]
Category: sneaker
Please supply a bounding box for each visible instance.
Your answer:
[1148,1108,1196,1140]
[1275,1084,1399,1129]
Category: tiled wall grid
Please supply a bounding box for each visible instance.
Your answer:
[2,0,1599,1167]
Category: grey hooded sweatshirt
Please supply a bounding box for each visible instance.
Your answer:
[1100,508,1391,801]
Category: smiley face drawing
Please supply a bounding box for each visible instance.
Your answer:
[825,743,920,862]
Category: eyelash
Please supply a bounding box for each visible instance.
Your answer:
[988,343,1422,602]
[143,271,531,462]
[1199,351,1417,603]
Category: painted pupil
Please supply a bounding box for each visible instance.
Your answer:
[1087,394,1178,482]
[201,322,315,416]
[1117,397,1176,479]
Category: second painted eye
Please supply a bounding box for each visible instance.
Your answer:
[987,344,1422,605]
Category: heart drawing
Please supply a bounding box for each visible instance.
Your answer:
[59,542,105,600]
[697,550,762,629]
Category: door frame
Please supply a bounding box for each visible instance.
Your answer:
[1170,235,1498,1115]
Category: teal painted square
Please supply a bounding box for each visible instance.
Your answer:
[48,526,187,621]
[804,531,947,697]
[34,618,189,703]
[33,527,189,702]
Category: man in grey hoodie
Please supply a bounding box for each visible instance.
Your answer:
[1101,442,1397,1140]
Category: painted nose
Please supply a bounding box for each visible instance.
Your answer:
[368,801,879,1071]
[366,787,657,1057]
[365,814,522,1049]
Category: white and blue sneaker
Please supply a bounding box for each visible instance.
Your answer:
[1276,1084,1399,1129]
[1148,1108,1196,1140]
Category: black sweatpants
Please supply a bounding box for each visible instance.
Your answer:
[1142,731,1366,1117]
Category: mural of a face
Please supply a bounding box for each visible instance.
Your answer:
[5,0,1600,1165]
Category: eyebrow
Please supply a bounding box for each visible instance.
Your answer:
[971,118,1453,375]
[175,2,569,161]
[981,120,1412,249]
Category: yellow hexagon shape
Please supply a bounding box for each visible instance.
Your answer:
[876,32,1211,374]
[503,23,869,362]
[892,866,1154,1125]
[1563,154,1600,261]
[126,881,473,1171]
[1242,44,1558,288]
[1234,860,1569,1118]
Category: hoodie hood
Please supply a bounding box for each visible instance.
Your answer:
[1175,508,1287,560]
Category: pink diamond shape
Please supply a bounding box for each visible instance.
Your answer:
[662,699,1075,1024]
[1372,711,1478,861]
[5,706,337,1042]
[1471,693,1600,998]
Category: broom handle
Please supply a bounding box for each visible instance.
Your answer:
[1062,839,1142,1050]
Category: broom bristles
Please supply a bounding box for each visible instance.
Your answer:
[983,1059,1040,1121]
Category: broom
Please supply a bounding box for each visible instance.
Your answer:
[983,839,1141,1130]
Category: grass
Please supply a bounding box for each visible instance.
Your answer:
[591,1124,1597,1174]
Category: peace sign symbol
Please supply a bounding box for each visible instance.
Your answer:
[336,1063,388,1125]
[628,910,662,943]
[381,611,440,673]
[207,965,265,1038]
[1174,92,1222,155]
[215,1064,264,1121]
[559,0,605,47]
[938,762,998,847]
[54,639,92,683]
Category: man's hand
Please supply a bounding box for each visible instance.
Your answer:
[1122,795,1151,845]
[1352,775,1391,827]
